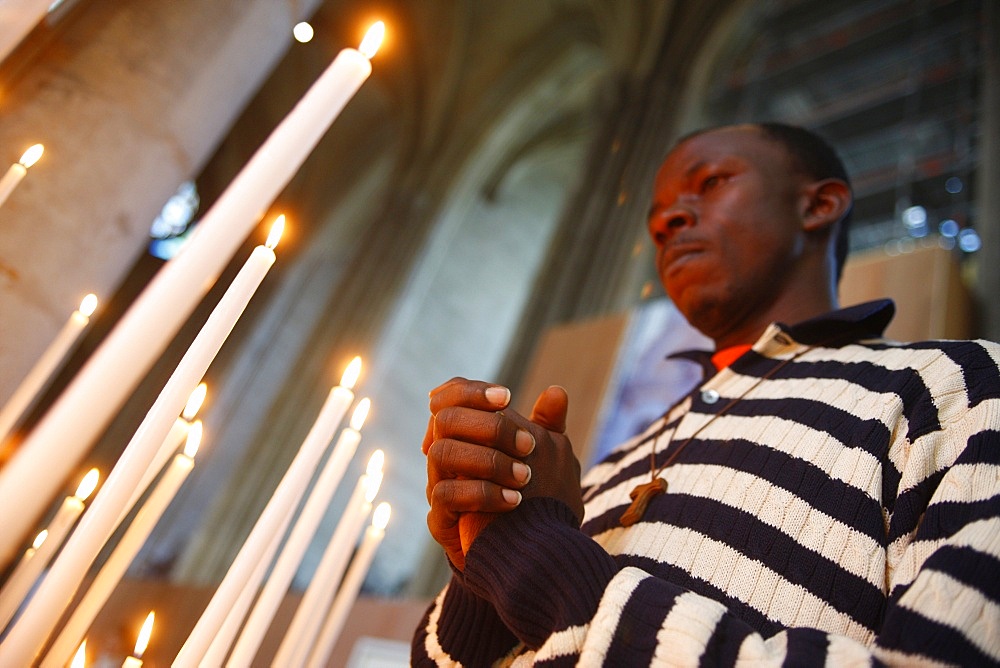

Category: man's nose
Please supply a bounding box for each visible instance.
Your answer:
[649,206,695,245]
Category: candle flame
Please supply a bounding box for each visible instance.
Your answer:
[266,214,285,249]
[350,398,371,431]
[134,611,155,658]
[366,449,384,477]
[71,640,86,668]
[78,293,98,317]
[32,529,48,550]
[18,143,44,168]
[75,468,100,501]
[372,502,391,530]
[184,420,203,458]
[340,356,362,389]
[364,471,383,503]
[182,382,208,420]
[359,21,385,59]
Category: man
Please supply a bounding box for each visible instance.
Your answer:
[412,123,1000,665]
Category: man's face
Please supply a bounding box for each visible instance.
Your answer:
[647,126,814,340]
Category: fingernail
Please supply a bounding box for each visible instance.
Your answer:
[502,489,522,505]
[512,462,531,484]
[485,386,510,407]
[515,429,535,455]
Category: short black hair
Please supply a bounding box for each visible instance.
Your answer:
[754,123,852,283]
[675,122,854,282]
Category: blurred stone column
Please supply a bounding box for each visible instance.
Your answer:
[0,0,321,401]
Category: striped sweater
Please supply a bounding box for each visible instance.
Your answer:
[413,300,1000,666]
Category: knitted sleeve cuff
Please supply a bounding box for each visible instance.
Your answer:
[463,496,619,648]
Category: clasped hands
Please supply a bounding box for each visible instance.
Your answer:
[423,378,584,571]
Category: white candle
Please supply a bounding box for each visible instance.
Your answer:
[0,21,384,566]
[173,357,363,668]
[119,383,206,527]
[200,512,293,667]
[306,503,390,668]
[40,428,200,668]
[122,611,154,668]
[0,220,283,667]
[71,639,87,668]
[0,293,97,443]
[0,468,98,630]
[228,417,372,667]
[272,462,383,668]
[0,143,43,208]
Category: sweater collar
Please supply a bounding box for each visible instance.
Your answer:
[669,299,896,374]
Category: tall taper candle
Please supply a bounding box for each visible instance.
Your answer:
[41,425,201,668]
[227,412,371,666]
[0,21,384,565]
[0,468,98,631]
[0,220,283,666]
[0,293,98,443]
[306,503,391,668]
[271,461,383,668]
[173,358,362,667]
[0,144,43,209]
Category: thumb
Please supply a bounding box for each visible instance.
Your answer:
[530,385,569,434]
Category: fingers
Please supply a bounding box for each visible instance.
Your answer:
[530,385,569,434]
[432,406,535,458]
[429,378,510,415]
[427,438,531,493]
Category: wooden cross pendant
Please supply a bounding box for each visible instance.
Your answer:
[619,477,668,527]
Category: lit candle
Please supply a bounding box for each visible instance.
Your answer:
[71,640,87,668]
[0,219,283,667]
[200,512,294,667]
[0,143,43,208]
[40,426,201,668]
[306,503,391,668]
[0,468,98,630]
[122,611,154,668]
[228,408,372,667]
[272,457,383,668]
[0,293,98,443]
[119,382,207,527]
[173,358,363,668]
[0,23,384,565]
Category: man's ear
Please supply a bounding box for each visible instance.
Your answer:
[800,178,852,232]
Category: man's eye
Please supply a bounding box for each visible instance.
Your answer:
[700,174,724,192]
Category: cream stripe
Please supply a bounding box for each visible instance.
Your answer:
[577,567,648,667]
[927,461,1000,505]
[533,624,588,663]
[890,515,1000,590]
[826,633,875,666]
[671,463,884,587]
[734,628,787,665]
[899,570,1000,661]
[594,524,875,644]
[423,584,463,667]
[652,591,727,667]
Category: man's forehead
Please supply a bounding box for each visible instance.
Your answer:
[660,126,788,175]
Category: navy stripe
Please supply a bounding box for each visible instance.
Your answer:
[913,339,1000,408]
[879,603,998,666]
[582,432,887,545]
[700,614,752,666]
[782,627,829,666]
[618,553,783,638]
[915,494,1000,543]
[652,494,885,628]
[673,436,886,544]
[739,352,943,443]
[605,576,676,664]
[922,544,1000,604]
[888,468,946,543]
